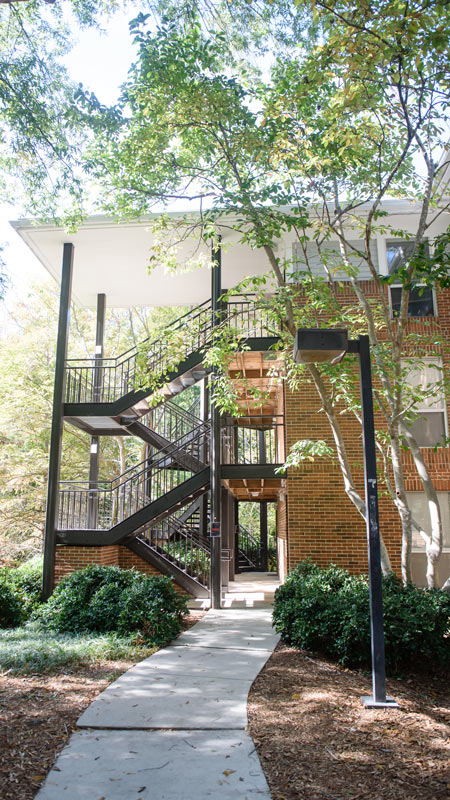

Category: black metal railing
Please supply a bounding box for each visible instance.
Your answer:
[237,524,263,570]
[226,299,274,339]
[65,299,213,404]
[138,514,210,588]
[65,296,277,405]
[221,416,283,465]
[58,423,210,530]
[143,399,203,444]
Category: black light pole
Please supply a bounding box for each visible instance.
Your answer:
[210,239,222,609]
[294,329,397,709]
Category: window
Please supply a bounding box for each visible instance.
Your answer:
[386,239,435,317]
[406,491,450,551]
[404,359,447,447]
[289,240,377,281]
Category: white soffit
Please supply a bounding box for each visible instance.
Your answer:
[10,215,273,309]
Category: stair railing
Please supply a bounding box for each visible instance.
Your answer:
[65,299,213,404]
[65,296,278,405]
[138,514,210,587]
[58,422,210,531]
[237,523,262,569]
[141,399,203,444]
[221,416,284,464]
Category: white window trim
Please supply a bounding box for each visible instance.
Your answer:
[407,491,450,553]
[403,356,448,447]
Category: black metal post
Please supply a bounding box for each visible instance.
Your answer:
[260,502,268,572]
[42,243,74,599]
[228,493,236,581]
[210,238,222,609]
[199,378,209,541]
[88,293,105,528]
[258,429,269,571]
[221,487,230,591]
[234,500,240,574]
[357,335,398,708]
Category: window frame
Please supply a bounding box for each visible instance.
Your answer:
[406,491,450,553]
[382,238,436,318]
[402,357,448,448]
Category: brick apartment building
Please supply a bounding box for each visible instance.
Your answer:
[12,198,450,599]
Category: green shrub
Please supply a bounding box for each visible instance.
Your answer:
[0,573,24,628]
[38,565,188,646]
[8,557,43,617]
[273,562,450,674]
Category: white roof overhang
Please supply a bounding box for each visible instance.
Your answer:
[10,213,276,308]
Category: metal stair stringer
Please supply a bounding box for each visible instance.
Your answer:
[126,536,209,598]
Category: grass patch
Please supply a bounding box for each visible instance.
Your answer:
[0,621,157,674]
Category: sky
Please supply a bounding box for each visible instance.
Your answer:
[0,7,136,305]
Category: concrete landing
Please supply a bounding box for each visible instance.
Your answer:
[188,572,280,610]
[36,607,279,799]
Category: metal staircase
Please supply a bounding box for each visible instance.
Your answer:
[58,297,280,595]
[236,524,264,571]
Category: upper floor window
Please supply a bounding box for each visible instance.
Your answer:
[404,359,447,447]
[386,239,435,317]
[407,491,450,552]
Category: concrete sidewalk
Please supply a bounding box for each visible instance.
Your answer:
[36,608,280,799]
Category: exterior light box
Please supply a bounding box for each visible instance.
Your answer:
[293,328,348,365]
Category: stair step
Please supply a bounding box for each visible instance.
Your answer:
[180,373,196,388]
[191,369,207,381]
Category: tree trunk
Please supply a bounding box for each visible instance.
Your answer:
[399,423,442,588]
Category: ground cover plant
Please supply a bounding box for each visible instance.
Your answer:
[273,562,450,674]
[0,622,158,675]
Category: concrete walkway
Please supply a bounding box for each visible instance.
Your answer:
[36,595,280,799]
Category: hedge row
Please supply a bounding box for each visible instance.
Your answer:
[272,561,450,674]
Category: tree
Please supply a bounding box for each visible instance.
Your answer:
[0,280,184,564]
[81,2,450,587]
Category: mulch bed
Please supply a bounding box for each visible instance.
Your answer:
[248,642,450,800]
[0,611,205,800]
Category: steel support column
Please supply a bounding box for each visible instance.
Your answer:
[258,429,269,571]
[42,243,74,599]
[88,293,106,528]
[199,378,209,541]
[210,239,222,608]
[260,501,268,572]
[234,499,240,574]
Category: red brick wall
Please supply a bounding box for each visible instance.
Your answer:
[284,283,450,581]
[53,545,192,596]
[276,497,288,582]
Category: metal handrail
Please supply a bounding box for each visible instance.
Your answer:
[64,297,278,405]
[221,416,284,465]
[65,299,213,404]
[58,423,210,530]
[237,523,262,570]
[138,513,210,588]
[140,399,203,444]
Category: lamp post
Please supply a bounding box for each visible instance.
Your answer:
[293,328,398,709]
